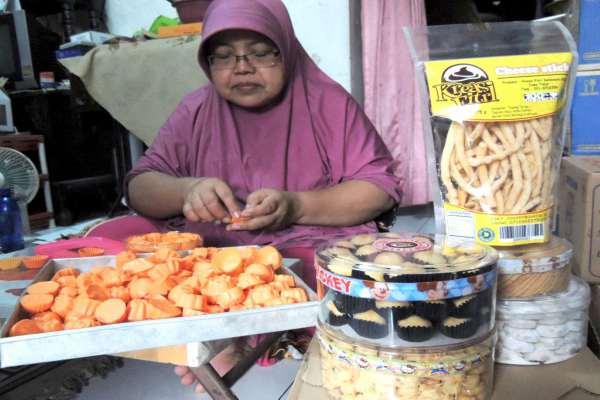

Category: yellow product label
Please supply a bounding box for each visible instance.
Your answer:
[443,203,551,246]
[424,52,572,121]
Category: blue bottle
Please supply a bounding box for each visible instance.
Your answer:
[0,188,25,253]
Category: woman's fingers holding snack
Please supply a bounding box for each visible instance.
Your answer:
[241,189,270,217]
[183,188,205,222]
[243,189,278,218]
[213,182,242,217]
[182,178,238,223]
[231,213,277,231]
[230,189,301,231]
[199,186,231,221]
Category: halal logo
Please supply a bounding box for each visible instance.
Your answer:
[478,228,495,242]
[434,64,498,106]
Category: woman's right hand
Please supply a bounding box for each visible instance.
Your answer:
[182,178,242,223]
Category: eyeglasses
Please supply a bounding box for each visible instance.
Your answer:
[208,49,281,70]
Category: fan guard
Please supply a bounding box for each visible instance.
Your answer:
[0,147,39,203]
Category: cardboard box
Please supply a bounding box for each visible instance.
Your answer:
[570,68,600,155]
[578,0,600,64]
[289,338,600,400]
[559,157,600,282]
[158,22,203,38]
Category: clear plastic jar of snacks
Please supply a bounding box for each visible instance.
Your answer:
[406,21,577,246]
[315,233,498,348]
[318,322,495,400]
[496,276,589,365]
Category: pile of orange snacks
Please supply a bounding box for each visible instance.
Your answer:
[0,255,49,270]
[126,232,203,253]
[9,246,308,336]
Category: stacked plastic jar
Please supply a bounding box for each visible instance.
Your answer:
[315,232,498,400]
[495,236,591,365]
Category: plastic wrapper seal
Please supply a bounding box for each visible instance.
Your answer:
[496,236,572,299]
[495,276,589,365]
[405,21,578,247]
[318,322,495,400]
[315,233,498,348]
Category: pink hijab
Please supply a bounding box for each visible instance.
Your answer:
[127,0,402,248]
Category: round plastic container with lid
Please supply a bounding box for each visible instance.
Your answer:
[495,275,590,365]
[495,236,572,299]
[318,322,495,400]
[125,232,203,253]
[315,232,498,348]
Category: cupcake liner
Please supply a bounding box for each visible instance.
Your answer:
[414,300,447,321]
[395,315,435,342]
[396,324,435,342]
[325,300,349,327]
[447,294,480,318]
[78,247,105,257]
[440,317,480,339]
[332,292,351,314]
[22,255,50,269]
[351,270,368,280]
[349,317,388,339]
[334,293,373,314]
[354,245,379,262]
[327,311,349,327]
[383,272,440,283]
[362,270,386,281]
[0,257,23,271]
[374,301,413,321]
[356,253,379,263]
[392,304,415,322]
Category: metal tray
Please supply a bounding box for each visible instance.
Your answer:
[0,256,318,367]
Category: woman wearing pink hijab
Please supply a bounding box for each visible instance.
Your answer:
[127,0,401,391]
[127,0,401,248]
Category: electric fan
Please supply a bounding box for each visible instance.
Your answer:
[0,147,39,233]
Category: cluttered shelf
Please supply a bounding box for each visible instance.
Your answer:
[5,84,129,227]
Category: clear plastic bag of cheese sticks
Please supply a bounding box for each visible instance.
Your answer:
[404,21,577,247]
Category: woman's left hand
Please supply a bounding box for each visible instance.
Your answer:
[227,188,302,231]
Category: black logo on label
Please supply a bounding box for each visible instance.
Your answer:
[434,64,498,106]
[387,241,418,249]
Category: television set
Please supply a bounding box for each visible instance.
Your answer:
[0,89,14,132]
[0,10,37,90]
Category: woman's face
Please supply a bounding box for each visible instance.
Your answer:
[207,30,286,109]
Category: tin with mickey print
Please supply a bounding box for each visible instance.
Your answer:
[315,233,498,347]
[495,236,573,299]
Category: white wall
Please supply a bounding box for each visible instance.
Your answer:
[103,0,353,92]
[283,0,352,92]
[104,0,178,37]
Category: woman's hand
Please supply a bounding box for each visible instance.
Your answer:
[174,365,207,394]
[182,178,242,223]
[173,340,245,394]
[227,188,302,231]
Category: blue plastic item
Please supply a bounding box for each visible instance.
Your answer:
[570,69,600,155]
[0,188,25,253]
